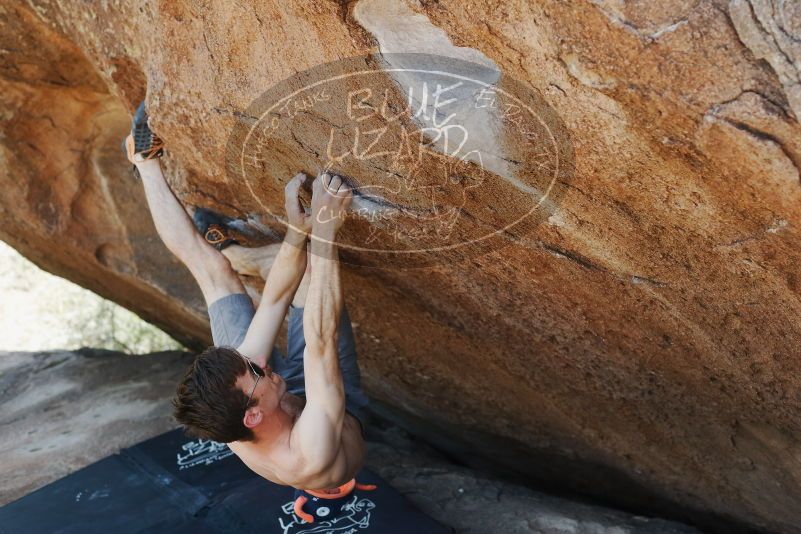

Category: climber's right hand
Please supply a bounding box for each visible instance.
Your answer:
[311,172,352,239]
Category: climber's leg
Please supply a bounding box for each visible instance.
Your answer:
[125,100,244,307]
[220,243,311,306]
[221,243,282,279]
[136,159,245,307]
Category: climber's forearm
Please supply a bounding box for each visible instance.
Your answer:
[236,229,307,366]
[262,229,307,305]
[136,160,207,261]
[304,238,343,359]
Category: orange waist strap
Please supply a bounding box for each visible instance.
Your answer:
[304,479,356,499]
[302,478,377,499]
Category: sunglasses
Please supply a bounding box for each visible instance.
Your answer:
[242,355,266,408]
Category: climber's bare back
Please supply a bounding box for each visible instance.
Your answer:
[228,388,366,489]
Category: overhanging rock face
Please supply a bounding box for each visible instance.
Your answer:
[1,1,800,531]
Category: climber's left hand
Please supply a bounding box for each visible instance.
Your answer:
[285,172,312,236]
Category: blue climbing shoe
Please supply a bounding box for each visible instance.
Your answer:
[192,207,238,250]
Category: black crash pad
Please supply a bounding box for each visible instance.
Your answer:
[0,429,451,534]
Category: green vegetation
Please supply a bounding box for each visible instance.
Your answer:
[0,241,184,354]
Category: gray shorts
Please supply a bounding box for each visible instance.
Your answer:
[208,293,369,432]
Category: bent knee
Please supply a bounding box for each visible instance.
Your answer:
[190,251,246,304]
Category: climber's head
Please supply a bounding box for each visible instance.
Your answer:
[172,346,286,443]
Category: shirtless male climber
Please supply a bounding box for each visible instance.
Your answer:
[123,103,371,517]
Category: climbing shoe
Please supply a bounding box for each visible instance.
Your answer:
[193,207,238,250]
[123,101,164,164]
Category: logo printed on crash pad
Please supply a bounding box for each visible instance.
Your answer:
[176,438,233,470]
[278,495,375,533]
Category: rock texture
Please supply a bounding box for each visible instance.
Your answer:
[1,1,801,532]
[0,349,193,502]
[366,421,701,534]
[0,350,700,534]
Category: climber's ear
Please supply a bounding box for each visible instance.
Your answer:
[243,406,263,429]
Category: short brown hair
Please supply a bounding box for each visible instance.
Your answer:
[172,346,255,443]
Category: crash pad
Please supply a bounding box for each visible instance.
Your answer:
[0,429,451,534]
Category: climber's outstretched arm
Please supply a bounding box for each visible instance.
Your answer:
[135,159,244,305]
[236,174,310,367]
[290,174,363,485]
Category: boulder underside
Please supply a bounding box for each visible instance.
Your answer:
[2,1,801,532]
